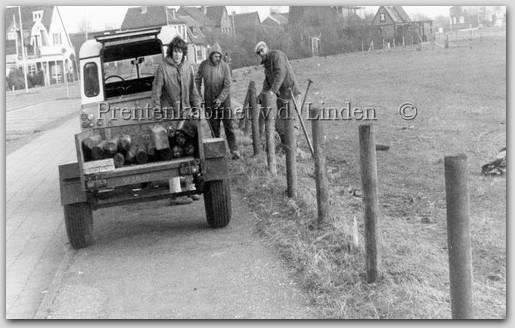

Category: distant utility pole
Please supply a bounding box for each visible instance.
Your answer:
[84,7,88,39]
[18,6,29,93]
[231,11,236,42]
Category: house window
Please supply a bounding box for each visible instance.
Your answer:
[33,34,41,47]
[196,48,203,62]
[28,64,37,75]
[380,13,386,22]
[84,62,99,97]
[53,33,62,45]
[32,11,43,21]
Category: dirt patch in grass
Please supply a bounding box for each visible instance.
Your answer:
[229,34,505,319]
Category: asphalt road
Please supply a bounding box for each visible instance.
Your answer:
[38,194,316,319]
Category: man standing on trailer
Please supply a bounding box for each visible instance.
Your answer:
[195,42,240,160]
[152,36,202,205]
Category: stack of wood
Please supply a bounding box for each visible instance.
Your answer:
[81,123,198,168]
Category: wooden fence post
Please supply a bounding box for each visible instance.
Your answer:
[444,154,473,319]
[263,92,277,175]
[311,107,329,224]
[285,101,297,198]
[359,124,382,283]
[249,81,260,156]
[241,82,251,133]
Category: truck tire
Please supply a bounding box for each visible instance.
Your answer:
[64,203,94,249]
[204,179,231,228]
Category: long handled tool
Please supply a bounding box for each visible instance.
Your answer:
[300,79,313,117]
[290,88,314,158]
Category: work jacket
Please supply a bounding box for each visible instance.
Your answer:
[262,49,300,100]
[152,56,201,115]
[195,43,231,106]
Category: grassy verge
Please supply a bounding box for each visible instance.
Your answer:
[229,130,505,319]
[228,31,505,319]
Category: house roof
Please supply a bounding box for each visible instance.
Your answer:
[205,6,226,26]
[187,28,207,45]
[266,12,289,25]
[384,6,411,23]
[121,6,186,30]
[272,12,288,25]
[233,12,260,30]
[262,17,278,26]
[5,6,53,33]
[178,7,215,27]
[6,39,17,55]
[178,14,203,28]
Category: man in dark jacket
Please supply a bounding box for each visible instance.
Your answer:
[196,43,240,159]
[255,41,300,153]
[152,36,202,205]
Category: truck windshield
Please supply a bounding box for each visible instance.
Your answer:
[102,39,163,98]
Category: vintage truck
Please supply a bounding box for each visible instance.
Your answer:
[58,27,231,249]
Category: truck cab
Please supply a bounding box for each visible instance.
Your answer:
[58,27,231,249]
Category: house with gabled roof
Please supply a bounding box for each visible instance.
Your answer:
[120,6,207,64]
[371,6,433,46]
[177,6,216,34]
[232,12,260,33]
[263,10,289,28]
[177,14,209,64]
[5,6,76,85]
[177,6,233,36]
[204,6,233,35]
[121,6,188,41]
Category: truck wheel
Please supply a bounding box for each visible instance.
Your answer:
[204,179,231,228]
[64,203,94,249]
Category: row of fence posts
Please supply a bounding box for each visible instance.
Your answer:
[239,81,473,319]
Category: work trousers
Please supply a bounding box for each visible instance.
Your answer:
[205,98,238,152]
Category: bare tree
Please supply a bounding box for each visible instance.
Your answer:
[77,17,96,34]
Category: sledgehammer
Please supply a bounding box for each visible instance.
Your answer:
[290,88,314,158]
[300,78,313,117]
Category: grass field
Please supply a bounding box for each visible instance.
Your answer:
[229,29,506,319]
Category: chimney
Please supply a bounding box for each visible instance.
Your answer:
[201,6,207,15]
[141,6,147,14]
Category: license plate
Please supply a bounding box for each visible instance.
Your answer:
[83,158,115,175]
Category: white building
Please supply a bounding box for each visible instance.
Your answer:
[5,6,76,85]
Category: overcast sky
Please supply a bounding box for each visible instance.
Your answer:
[57,5,452,34]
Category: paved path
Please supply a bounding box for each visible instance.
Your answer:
[38,199,315,319]
[5,116,79,318]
